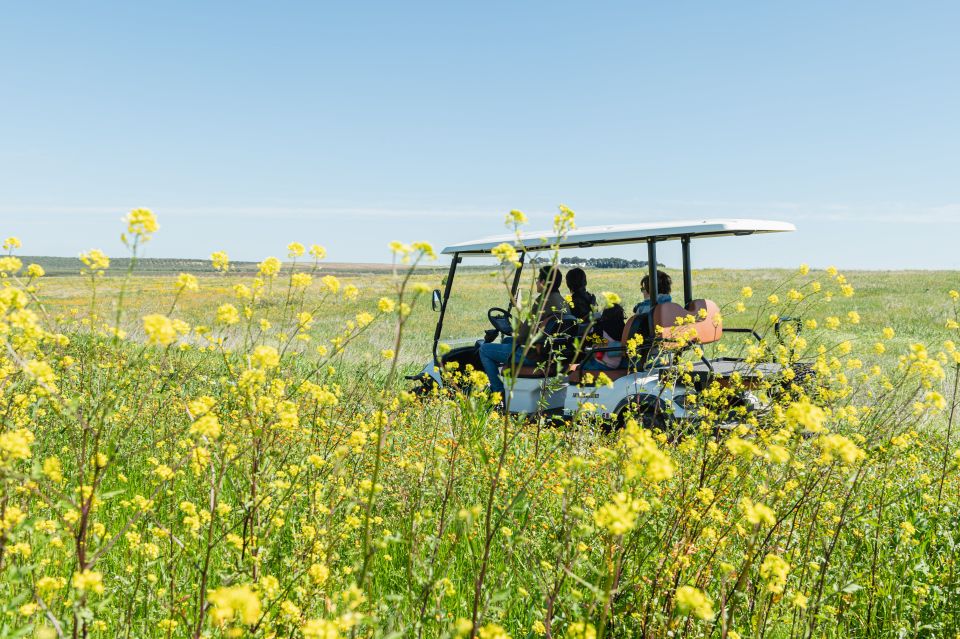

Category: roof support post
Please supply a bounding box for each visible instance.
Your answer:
[681,235,693,306]
[509,251,526,304]
[647,240,659,335]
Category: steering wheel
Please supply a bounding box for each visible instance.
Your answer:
[487,307,513,336]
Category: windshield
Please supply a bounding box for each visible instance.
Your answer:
[438,267,511,346]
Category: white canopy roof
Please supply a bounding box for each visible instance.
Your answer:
[441,218,795,255]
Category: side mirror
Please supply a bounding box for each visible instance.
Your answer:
[432,289,442,312]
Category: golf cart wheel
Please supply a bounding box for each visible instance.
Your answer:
[614,394,671,432]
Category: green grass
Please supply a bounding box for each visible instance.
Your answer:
[1,260,959,638]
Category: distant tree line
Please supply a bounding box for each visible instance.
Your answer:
[531,255,665,269]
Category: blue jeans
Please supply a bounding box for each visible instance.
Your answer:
[478,337,535,396]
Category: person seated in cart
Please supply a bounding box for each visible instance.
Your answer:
[581,303,627,371]
[565,267,596,322]
[479,266,569,397]
[633,270,673,337]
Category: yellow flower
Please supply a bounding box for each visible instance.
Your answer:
[565,622,596,639]
[287,242,305,257]
[0,255,23,273]
[210,251,230,272]
[302,619,341,639]
[816,433,866,465]
[412,241,437,260]
[674,585,714,620]
[882,327,895,340]
[740,286,753,298]
[292,272,312,288]
[190,414,222,439]
[2,236,22,250]
[798,263,810,275]
[251,345,280,369]
[531,620,546,636]
[725,436,762,459]
[491,242,521,267]
[739,497,776,527]
[785,399,827,433]
[80,249,110,272]
[506,209,528,226]
[208,583,261,625]
[924,391,947,410]
[601,291,621,308]
[310,244,327,259]
[72,569,105,595]
[322,275,341,294]
[760,554,790,593]
[381,349,396,360]
[27,263,45,278]
[42,457,63,483]
[342,284,359,300]
[378,297,396,313]
[847,311,861,324]
[217,303,241,325]
[258,256,282,277]
[143,314,177,346]
[124,208,159,239]
[593,492,649,535]
[555,204,576,229]
[176,273,199,292]
[478,623,511,639]
[308,563,330,585]
[791,592,809,609]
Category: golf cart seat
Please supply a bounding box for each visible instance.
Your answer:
[514,363,560,378]
[567,312,644,385]
[569,300,724,385]
[503,314,579,379]
[657,299,723,347]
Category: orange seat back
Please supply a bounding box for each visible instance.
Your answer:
[651,299,723,348]
[686,299,723,344]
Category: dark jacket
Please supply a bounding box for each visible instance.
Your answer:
[569,287,596,321]
[517,291,569,347]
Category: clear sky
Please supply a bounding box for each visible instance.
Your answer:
[1,1,958,269]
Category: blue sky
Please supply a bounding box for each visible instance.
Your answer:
[1,1,958,269]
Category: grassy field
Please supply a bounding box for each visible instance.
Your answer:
[2,227,960,639]
[31,264,960,372]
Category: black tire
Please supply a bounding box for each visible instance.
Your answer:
[613,394,672,433]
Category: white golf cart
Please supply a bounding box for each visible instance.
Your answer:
[412,219,798,427]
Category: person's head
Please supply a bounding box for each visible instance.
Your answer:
[641,270,672,297]
[599,304,626,337]
[565,267,587,292]
[537,266,562,293]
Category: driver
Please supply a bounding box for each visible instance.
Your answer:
[479,266,569,401]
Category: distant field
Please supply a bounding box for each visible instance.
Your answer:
[35,264,960,373]
[19,255,418,277]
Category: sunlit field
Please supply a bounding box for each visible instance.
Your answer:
[2,211,960,639]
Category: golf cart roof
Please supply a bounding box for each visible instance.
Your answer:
[441,218,795,256]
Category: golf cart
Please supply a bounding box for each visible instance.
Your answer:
[411,219,797,426]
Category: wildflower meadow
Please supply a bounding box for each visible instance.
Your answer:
[1,208,959,639]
